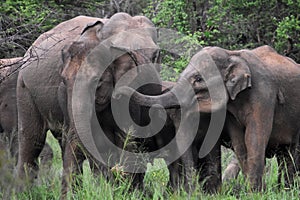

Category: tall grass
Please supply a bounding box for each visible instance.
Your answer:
[1,134,300,200]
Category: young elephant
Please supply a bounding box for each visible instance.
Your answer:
[130,81,222,193]
[0,58,53,165]
[115,45,300,191]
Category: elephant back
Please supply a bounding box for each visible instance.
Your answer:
[0,57,22,84]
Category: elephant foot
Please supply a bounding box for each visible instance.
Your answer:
[248,178,264,192]
[202,176,221,194]
[183,174,196,194]
[222,159,240,182]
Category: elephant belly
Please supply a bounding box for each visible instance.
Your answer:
[269,116,299,146]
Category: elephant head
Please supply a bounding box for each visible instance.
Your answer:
[60,13,161,163]
[114,46,252,113]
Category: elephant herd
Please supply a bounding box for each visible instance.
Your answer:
[1,12,300,197]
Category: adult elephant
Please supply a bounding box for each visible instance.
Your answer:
[116,79,222,193]
[16,13,161,196]
[0,58,53,165]
[115,45,300,191]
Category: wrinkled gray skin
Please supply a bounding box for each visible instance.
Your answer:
[16,13,160,196]
[0,58,53,165]
[116,45,300,191]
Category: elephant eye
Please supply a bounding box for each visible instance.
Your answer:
[194,75,203,82]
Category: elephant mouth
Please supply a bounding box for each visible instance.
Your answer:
[194,90,216,113]
[197,100,212,113]
[196,89,211,102]
[196,96,226,113]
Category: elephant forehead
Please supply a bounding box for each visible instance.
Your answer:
[189,52,217,71]
[104,30,158,52]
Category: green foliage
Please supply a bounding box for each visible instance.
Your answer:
[275,15,300,54]
[143,158,169,199]
[147,0,300,79]
[1,0,299,62]
[0,0,58,58]
[145,1,205,80]
[0,0,149,58]
[144,0,190,33]
[159,32,203,81]
[2,0,51,23]
[206,0,300,62]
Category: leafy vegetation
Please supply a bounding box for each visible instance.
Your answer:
[1,0,299,71]
[1,135,300,199]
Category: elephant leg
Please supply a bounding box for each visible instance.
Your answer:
[86,126,114,182]
[168,159,180,189]
[61,132,86,197]
[9,129,18,161]
[16,78,47,182]
[244,116,273,191]
[87,156,112,180]
[169,110,195,191]
[245,130,267,191]
[179,147,195,191]
[222,155,241,182]
[198,141,221,194]
[225,115,247,174]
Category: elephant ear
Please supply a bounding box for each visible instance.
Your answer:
[224,56,252,100]
[61,20,105,80]
[80,20,105,42]
[81,21,104,35]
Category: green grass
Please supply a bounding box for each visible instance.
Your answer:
[1,134,300,200]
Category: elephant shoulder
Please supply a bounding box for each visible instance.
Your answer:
[252,45,276,54]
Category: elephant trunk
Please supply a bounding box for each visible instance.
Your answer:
[70,75,105,163]
[113,86,181,108]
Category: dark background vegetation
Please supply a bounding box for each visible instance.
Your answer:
[0,0,299,67]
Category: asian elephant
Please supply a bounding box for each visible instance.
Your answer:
[114,45,300,191]
[0,58,53,165]
[116,80,222,193]
[16,12,161,196]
